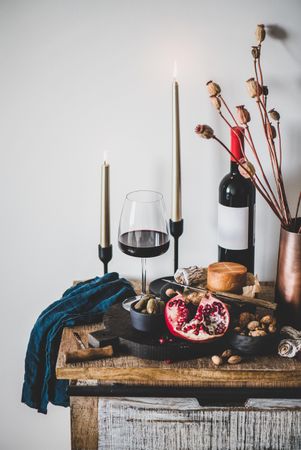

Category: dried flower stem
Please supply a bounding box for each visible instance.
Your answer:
[219,96,254,150]
[213,135,283,222]
[294,192,301,230]
[220,96,240,127]
[257,49,266,106]
[255,55,291,223]
[277,121,283,169]
[256,100,289,224]
[219,87,288,224]
[219,104,282,217]
[259,99,291,222]
[245,126,283,216]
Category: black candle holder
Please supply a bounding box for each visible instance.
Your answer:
[98,244,112,275]
[149,218,184,297]
[169,218,184,274]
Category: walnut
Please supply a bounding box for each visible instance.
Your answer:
[184,291,205,305]
[250,330,267,337]
[268,324,277,334]
[260,315,275,325]
[239,312,255,328]
[247,320,260,331]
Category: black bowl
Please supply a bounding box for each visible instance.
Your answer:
[130,301,165,333]
[227,332,280,356]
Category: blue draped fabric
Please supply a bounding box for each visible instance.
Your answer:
[21,272,134,414]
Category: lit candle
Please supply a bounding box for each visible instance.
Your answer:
[100,152,110,247]
[171,61,182,222]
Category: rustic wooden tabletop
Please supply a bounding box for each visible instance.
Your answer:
[56,280,301,390]
[56,322,301,389]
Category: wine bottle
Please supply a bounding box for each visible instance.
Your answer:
[218,127,255,272]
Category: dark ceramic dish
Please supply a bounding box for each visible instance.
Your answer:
[227,332,280,356]
[130,300,165,333]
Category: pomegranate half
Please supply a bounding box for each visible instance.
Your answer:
[164,294,230,342]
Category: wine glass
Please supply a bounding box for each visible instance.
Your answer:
[118,190,170,310]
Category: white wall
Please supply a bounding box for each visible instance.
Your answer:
[1,1,300,448]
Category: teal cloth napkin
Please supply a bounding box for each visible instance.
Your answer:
[21,272,134,414]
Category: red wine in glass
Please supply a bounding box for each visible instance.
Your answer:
[118,191,170,310]
[118,230,169,258]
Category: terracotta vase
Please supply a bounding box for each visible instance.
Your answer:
[275,218,301,328]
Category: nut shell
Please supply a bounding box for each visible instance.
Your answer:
[221,349,232,359]
[166,288,176,297]
[260,315,274,325]
[239,312,255,327]
[211,355,223,366]
[247,321,260,331]
[268,324,277,334]
[228,355,242,365]
[250,330,267,337]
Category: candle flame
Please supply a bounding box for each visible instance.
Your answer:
[103,151,108,165]
[173,60,178,80]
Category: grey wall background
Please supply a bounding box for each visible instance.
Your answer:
[0,0,300,449]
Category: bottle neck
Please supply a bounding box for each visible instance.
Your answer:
[230,127,244,174]
[230,160,240,174]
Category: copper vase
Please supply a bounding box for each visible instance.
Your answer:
[275,219,301,328]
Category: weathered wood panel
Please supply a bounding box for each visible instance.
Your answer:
[245,398,301,409]
[70,397,98,450]
[98,397,301,450]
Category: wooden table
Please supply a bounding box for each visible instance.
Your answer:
[56,321,301,450]
[56,280,301,449]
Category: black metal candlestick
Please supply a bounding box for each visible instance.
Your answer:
[169,218,184,274]
[98,244,112,274]
[149,218,184,297]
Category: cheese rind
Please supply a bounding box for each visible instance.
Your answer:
[207,262,247,293]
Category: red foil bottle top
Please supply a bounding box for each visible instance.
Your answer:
[230,126,244,162]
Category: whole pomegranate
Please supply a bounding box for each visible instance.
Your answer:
[164,293,230,342]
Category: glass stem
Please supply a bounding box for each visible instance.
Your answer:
[141,258,147,294]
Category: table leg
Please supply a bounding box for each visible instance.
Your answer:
[70,396,98,450]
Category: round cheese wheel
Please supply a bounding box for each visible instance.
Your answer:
[207,262,247,293]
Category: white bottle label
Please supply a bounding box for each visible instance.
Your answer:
[218,204,249,250]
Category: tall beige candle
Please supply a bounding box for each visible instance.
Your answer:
[171,61,182,222]
[100,152,110,247]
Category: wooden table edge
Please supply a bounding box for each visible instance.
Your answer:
[56,366,301,388]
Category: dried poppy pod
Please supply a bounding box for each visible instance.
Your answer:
[236,105,251,125]
[210,95,221,111]
[266,122,277,140]
[256,24,266,45]
[246,77,262,98]
[251,46,260,60]
[269,108,280,121]
[206,80,221,96]
[238,159,256,179]
[195,124,214,139]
